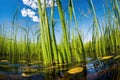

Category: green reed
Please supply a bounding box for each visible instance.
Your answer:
[0,0,120,69]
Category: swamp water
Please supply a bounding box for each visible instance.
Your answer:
[0,56,120,80]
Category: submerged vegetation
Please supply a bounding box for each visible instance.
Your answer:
[0,0,120,79]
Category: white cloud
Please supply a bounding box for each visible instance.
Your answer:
[21,0,60,22]
[32,16,39,22]
[31,2,38,9]
[22,0,38,9]
[46,0,58,7]
[21,8,39,22]
[22,0,58,9]
[22,0,32,6]
[27,9,35,18]
[21,8,28,17]
[30,0,38,9]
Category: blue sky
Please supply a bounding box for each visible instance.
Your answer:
[0,0,107,23]
[0,0,110,43]
[0,0,21,22]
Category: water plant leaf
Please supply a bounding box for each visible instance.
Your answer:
[67,67,84,74]
[101,56,113,60]
[68,0,73,22]
[12,6,19,26]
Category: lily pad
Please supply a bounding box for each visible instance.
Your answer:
[67,67,84,74]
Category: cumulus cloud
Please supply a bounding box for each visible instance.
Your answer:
[22,0,38,9]
[31,2,38,9]
[22,0,58,9]
[22,0,32,6]
[32,16,39,22]
[21,8,39,22]
[27,9,35,17]
[21,0,59,22]
[21,8,28,17]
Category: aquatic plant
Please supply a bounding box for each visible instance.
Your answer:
[0,1,119,77]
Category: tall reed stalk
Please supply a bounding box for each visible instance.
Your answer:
[88,0,100,58]
[50,1,58,64]
[57,0,71,64]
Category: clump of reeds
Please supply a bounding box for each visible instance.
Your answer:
[0,0,120,70]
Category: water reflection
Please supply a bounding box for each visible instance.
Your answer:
[0,56,119,80]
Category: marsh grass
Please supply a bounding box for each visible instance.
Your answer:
[0,1,120,77]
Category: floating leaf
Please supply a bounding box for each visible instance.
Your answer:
[67,67,84,74]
